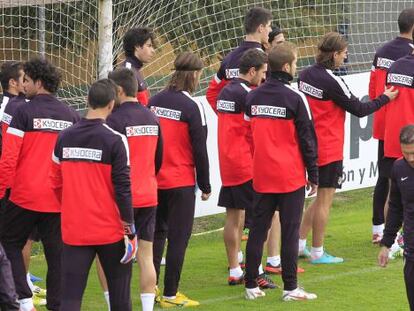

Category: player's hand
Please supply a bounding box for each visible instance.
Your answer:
[201,192,211,201]
[306,181,318,196]
[378,246,390,268]
[383,86,398,101]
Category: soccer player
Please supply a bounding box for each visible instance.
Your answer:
[378,124,414,311]
[149,52,211,308]
[244,41,318,301]
[0,242,19,310]
[122,27,156,106]
[217,48,275,289]
[206,7,272,113]
[0,58,79,311]
[370,8,414,244]
[297,32,398,264]
[107,68,163,311]
[50,79,136,311]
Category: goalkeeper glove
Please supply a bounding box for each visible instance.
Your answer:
[120,223,138,264]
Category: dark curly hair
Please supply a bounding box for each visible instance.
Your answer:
[123,27,155,58]
[23,58,61,93]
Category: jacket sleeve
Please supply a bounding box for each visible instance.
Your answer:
[368,65,377,100]
[0,106,26,197]
[294,94,318,185]
[206,75,229,115]
[49,138,63,203]
[328,74,390,117]
[381,167,403,248]
[188,102,211,194]
[111,135,134,224]
[155,124,163,174]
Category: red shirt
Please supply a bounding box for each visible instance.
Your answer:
[217,78,253,186]
[50,118,133,245]
[298,64,389,166]
[246,72,318,193]
[149,89,211,193]
[122,56,150,106]
[384,54,414,158]
[107,101,163,208]
[0,94,80,212]
[369,37,413,140]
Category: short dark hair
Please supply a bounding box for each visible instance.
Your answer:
[123,27,155,58]
[108,68,137,98]
[239,49,268,75]
[400,124,414,144]
[0,61,23,91]
[88,79,117,109]
[268,26,283,43]
[316,32,348,70]
[167,52,203,93]
[244,7,272,35]
[23,58,61,93]
[268,41,297,72]
[398,9,414,34]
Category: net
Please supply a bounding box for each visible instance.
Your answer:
[0,0,412,109]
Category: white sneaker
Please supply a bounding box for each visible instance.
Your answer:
[388,242,403,259]
[245,287,266,300]
[160,257,166,266]
[282,287,317,301]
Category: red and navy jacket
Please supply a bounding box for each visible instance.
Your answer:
[50,118,133,246]
[1,94,26,151]
[107,101,163,208]
[121,56,150,106]
[148,89,211,193]
[0,92,16,154]
[0,94,80,212]
[369,37,413,140]
[298,63,389,166]
[206,41,263,113]
[384,54,414,158]
[381,158,414,260]
[217,78,253,186]
[246,71,318,193]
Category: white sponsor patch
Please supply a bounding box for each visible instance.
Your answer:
[2,112,12,125]
[299,81,323,99]
[225,68,239,79]
[376,57,394,69]
[387,73,413,86]
[33,118,73,131]
[62,147,102,161]
[125,125,159,137]
[217,100,236,112]
[150,106,181,121]
[251,105,286,118]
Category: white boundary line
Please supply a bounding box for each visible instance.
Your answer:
[192,227,224,236]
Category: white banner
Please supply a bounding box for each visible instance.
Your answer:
[194,71,376,217]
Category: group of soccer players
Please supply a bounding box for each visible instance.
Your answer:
[0,4,414,311]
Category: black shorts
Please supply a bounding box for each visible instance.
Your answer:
[218,180,254,210]
[380,157,397,179]
[319,160,343,189]
[134,207,156,242]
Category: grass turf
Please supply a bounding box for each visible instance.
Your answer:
[31,187,407,310]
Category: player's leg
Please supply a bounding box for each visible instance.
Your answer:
[265,213,281,273]
[279,187,316,301]
[96,257,110,310]
[37,212,62,311]
[0,242,20,311]
[97,240,133,311]
[135,207,157,311]
[244,193,277,299]
[160,186,198,307]
[298,199,316,257]
[60,244,96,311]
[404,259,414,311]
[1,201,37,311]
[153,189,168,286]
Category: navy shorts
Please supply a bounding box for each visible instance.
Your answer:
[218,180,255,210]
[319,160,343,189]
[134,207,156,242]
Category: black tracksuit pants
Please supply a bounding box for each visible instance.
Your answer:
[372,140,389,226]
[245,187,305,291]
[0,242,19,311]
[153,186,195,297]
